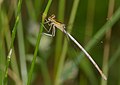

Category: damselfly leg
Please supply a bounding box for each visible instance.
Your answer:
[41,19,56,37]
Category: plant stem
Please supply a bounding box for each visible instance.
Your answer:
[54,0,80,85]
[101,0,115,84]
[3,0,22,84]
[74,6,120,79]
[27,0,52,85]
[54,0,65,73]
[84,0,95,44]
[17,15,28,85]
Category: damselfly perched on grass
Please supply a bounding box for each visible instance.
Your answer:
[42,14,107,80]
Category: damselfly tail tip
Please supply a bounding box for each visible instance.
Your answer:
[101,73,107,80]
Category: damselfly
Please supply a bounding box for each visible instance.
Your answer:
[42,14,107,80]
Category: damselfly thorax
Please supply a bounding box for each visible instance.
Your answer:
[44,14,66,36]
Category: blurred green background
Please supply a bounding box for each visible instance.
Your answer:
[0,0,120,85]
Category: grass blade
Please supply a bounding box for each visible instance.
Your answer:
[101,0,115,84]
[74,6,120,79]
[27,0,52,85]
[3,0,22,84]
[54,0,80,85]
[17,15,28,85]
[54,0,65,74]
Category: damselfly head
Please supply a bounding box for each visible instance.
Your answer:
[50,14,55,18]
[48,14,55,21]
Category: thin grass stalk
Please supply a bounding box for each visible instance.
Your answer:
[74,6,120,78]
[3,1,20,80]
[0,10,6,85]
[1,10,20,85]
[3,0,22,84]
[0,37,5,84]
[4,15,20,85]
[0,39,5,85]
[27,0,52,85]
[54,0,80,85]
[17,15,28,85]
[81,0,96,83]
[54,0,65,73]
[84,0,95,44]
[26,0,51,84]
[101,0,115,84]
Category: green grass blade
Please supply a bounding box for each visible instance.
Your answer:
[84,0,95,43]
[17,15,28,85]
[75,6,120,62]
[74,6,120,78]
[1,9,21,85]
[54,0,66,74]
[3,0,22,84]
[54,0,80,85]
[4,17,21,85]
[85,6,120,52]
[101,0,115,84]
[54,0,66,78]
[27,0,52,85]
[0,12,6,85]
